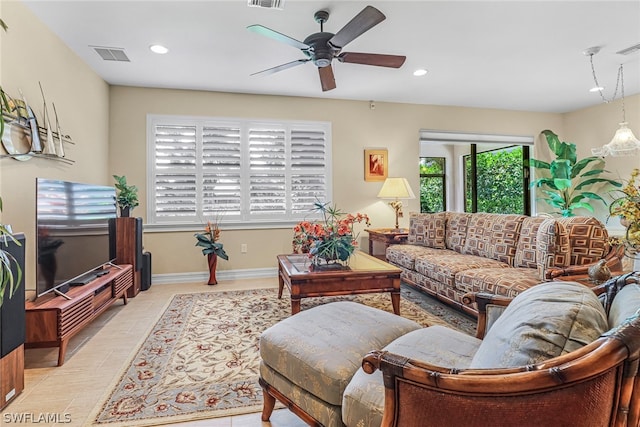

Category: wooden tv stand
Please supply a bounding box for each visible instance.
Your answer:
[25,264,133,366]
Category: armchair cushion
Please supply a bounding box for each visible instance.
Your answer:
[608,284,640,327]
[342,326,481,427]
[470,281,608,369]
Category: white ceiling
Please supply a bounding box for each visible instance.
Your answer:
[22,0,640,114]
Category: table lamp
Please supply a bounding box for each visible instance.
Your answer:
[377,177,415,229]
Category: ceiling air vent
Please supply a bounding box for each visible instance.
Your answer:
[91,46,130,62]
[248,0,284,10]
[616,43,640,56]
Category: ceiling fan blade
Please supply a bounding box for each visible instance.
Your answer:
[328,6,386,49]
[247,24,310,50]
[318,66,336,92]
[338,52,406,68]
[251,59,310,76]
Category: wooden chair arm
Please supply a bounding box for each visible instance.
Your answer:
[463,292,513,338]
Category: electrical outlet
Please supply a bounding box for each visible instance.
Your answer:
[241,244,248,253]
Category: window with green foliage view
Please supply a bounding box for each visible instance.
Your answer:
[464,146,529,214]
[419,157,446,213]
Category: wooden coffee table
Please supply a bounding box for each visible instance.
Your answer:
[276,251,402,315]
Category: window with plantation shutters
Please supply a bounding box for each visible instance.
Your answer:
[147,115,332,227]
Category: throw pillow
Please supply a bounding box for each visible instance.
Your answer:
[469,281,608,369]
[407,212,446,249]
[535,218,570,280]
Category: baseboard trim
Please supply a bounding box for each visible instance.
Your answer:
[151,267,278,285]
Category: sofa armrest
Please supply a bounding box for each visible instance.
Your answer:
[546,243,624,280]
[463,292,513,339]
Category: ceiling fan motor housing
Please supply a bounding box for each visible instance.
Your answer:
[303,32,338,67]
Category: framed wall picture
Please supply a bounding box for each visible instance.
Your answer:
[364,149,388,182]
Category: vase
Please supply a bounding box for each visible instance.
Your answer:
[207,253,218,285]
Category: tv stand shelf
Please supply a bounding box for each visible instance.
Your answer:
[25,264,133,366]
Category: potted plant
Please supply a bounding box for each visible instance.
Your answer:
[528,130,622,217]
[292,201,370,267]
[194,218,228,285]
[113,175,139,217]
[0,196,22,307]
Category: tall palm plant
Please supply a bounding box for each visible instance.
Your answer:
[528,130,621,217]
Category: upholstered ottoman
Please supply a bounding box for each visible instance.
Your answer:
[259,301,421,427]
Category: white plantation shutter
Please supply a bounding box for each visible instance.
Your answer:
[291,128,327,213]
[152,124,198,218]
[203,123,242,217]
[249,127,286,215]
[148,115,331,226]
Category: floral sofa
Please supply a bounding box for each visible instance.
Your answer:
[385,211,623,316]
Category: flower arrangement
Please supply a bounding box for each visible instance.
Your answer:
[194,220,229,260]
[610,168,640,254]
[292,201,370,265]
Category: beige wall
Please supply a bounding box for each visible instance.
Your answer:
[0,1,110,287]
[110,86,562,274]
[2,2,637,282]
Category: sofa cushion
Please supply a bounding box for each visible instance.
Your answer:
[514,216,547,268]
[470,281,608,369]
[415,252,509,289]
[461,213,496,258]
[445,212,472,252]
[460,213,526,265]
[407,212,446,248]
[455,267,541,298]
[260,301,421,406]
[557,216,609,266]
[608,284,640,328]
[386,244,443,270]
[536,218,571,280]
[342,326,481,427]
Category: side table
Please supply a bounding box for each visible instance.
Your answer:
[366,228,408,260]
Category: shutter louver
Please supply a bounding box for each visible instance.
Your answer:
[154,125,197,218]
[249,128,286,214]
[203,124,242,216]
[291,129,327,213]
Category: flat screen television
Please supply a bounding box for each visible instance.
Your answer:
[36,178,117,298]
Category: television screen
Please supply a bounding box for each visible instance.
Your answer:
[36,178,117,298]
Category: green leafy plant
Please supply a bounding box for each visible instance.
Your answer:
[113,175,139,216]
[194,219,228,260]
[0,196,23,307]
[528,130,621,217]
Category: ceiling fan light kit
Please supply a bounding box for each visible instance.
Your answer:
[247,5,406,91]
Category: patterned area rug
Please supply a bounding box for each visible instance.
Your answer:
[90,287,475,426]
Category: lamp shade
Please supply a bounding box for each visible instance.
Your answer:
[377,178,416,200]
[591,122,640,157]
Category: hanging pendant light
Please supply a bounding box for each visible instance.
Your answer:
[586,47,640,157]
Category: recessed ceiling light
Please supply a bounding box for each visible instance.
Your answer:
[589,86,604,93]
[150,44,169,54]
[413,69,428,77]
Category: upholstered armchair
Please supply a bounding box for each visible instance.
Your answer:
[361,274,640,427]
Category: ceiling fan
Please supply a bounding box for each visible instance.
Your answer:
[247,5,406,92]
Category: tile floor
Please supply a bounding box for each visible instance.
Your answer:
[1,278,307,427]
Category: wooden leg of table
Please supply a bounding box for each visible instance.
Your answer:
[390,291,400,315]
[369,238,374,255]
[57,340,68,367]
[278,272,284,299]
[291,298,301,315]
